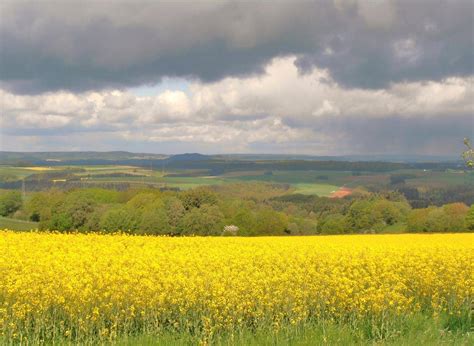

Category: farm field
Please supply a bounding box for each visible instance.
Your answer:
[0,166,340,196]
[1,231,472,344]
[293,183,339,196]
[2,163,472,197]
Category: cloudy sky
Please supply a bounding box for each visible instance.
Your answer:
[0,0,472,155]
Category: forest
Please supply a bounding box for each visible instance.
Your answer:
[1,182,473,235]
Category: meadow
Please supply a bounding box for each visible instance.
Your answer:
[1,231,472,344]
[0,216,38,231]
[2,163,472,198]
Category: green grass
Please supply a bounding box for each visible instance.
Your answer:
[381,222,408,234]
[0,216,38,231]
[293,183,339,196]
[158,176,228,190]
[394,169,474,188]
[29,313,470,345]
[2,164,473,197]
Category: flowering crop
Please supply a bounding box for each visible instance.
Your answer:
[0,231,472,343]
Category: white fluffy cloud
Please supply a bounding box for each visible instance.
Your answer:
[1,57,472,154]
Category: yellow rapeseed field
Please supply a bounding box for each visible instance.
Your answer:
[0,231,472,343]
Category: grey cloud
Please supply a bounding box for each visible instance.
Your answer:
[282,113,474,155]
[296,1,474,88]
[1,1,472,94]
[4,113,471,155]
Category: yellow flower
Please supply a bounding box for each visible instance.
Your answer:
[0,230,472,342]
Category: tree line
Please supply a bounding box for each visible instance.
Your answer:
[1,183,473,235]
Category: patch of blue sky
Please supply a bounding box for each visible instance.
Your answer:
[128,77,190,97]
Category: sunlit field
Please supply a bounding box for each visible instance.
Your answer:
[0,232,472,344]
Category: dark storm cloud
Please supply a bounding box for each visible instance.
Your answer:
[283,113,474,155]
[1,0,472,94]
[296,0,474,89]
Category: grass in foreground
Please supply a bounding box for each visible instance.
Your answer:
[116,318,472,346]
[7,314,470,345]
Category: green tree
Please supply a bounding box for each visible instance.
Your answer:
[164,197,185,233]
[49,212,73,231]
[26,190,67,228]
[465,205,474,230]
[0,190,22,217]
[67,188,120,204]
[100,206,141,233]
[346,200,383,232]
[126,193,160,210]
[426,207,449,232]
[179,187,217,210]
[462,138,474,168]
[443,203,469,231]
[409,203,469,232]
[253,208,288,235]
[24,192,45,221]
[139,203,171,235]
[407,208,432,232]
[371,199,410,226]
[178,204,224,235]
[318,213,348,235]
[58,193,97,231]
[220,200,258,235]
[83,205,109,232]
[229,207,257,236]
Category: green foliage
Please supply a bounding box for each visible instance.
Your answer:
[126,192,161,210]
[139,207,170,235]
[66,188,120,204]
[179,187,217,210]
[163,197,185,233]
[286,216,318,235]
[27,190,66,228]
[407,208,433,232]
[226,203,258,236]
[178,204,224,235]
[49,212,74,231]
[465,205,474,230]
[346,200,383,232]
[462,138,474,168]
[252,208,289,235]
[443,203,469,231]
[0,190,22,217]
[3,178,472,235]
[59,193,97,231]
[344,198,410,233]
[318,213,347,234]
[100,206,141,233]
[372,199,410,225]
[407,203,469,232]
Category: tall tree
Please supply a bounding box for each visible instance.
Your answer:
[462,138,474,168]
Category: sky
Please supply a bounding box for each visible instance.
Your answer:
[0,0,472,156]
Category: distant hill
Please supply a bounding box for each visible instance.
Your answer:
[0,151,461,171]
[217,154,460,163]
[166,153,210,162]
[0,151,168,163]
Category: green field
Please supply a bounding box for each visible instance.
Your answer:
[293,183,339,196]
[0,216,38,231]
[407,170,474,188]
[114,314,472,346]
[1,164,473,199]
